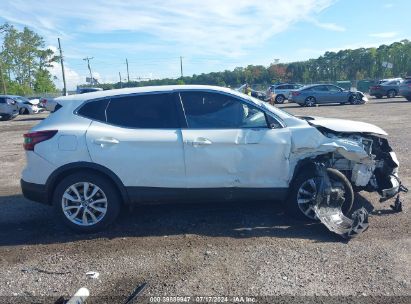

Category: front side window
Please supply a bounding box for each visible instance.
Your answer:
[180,91,268,129]
[105,93,179,128]
[327,85,342,92]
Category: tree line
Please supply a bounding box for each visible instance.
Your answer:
[0,23,58,96]
[94,39,411,90]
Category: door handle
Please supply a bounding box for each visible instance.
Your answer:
[190,137,212,146]
[94,137,119,147]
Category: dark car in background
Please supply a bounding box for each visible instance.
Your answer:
[399,78,411,101]
[288,84,367,107]
[369,78,402,98]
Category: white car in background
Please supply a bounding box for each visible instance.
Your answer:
[20,85,405,237]
[12,96,42,114]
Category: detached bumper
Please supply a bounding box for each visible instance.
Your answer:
[20,179,49,205]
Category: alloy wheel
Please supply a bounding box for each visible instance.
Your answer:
[61,182,108,226]
[305,97,316,107]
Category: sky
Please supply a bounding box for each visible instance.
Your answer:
[1,0,410,90]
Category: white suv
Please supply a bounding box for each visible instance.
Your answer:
[21,85,403,233]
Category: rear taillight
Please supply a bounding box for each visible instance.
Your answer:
[292,91,300,96]
[371,85,381,90]
[23,130,58,151]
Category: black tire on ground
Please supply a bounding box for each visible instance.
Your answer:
[387,90,396,98]
[304,96,316,107]
[285,168,354,221]
[0,114,11,121]
[275,95,285,104]
[53,172,121,233]
[375,95,383,99]
[406,96,411,101]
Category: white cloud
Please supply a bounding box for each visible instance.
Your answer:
[307,18,346,32]
[369,32,398,38]
[3,0,335,57]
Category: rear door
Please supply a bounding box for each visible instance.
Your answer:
[85,92,186,188]
[178,90,291,190]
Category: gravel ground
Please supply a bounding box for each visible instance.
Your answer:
[0,96,410,303]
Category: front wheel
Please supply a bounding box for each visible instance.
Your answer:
[285,168,354,221]
[53,172,121,232]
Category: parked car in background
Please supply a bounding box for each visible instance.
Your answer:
[266,83,303,104]
[0,95,19,120]
[12,96,42,114]
[369,78,402,98]
[399,78,411,101]
[77,87,103,94]
[21,85,403,236]
[288,84,367,106]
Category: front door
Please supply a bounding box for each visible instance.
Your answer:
[178,91,291,190]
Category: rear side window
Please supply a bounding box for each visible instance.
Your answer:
[106,93,179,128]
[77,99,109,122]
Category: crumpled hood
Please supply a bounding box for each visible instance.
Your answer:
[303,116,388,136]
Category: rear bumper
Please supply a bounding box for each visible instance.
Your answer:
[21,179,50,205]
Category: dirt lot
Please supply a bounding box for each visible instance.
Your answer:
[0,97,410,303]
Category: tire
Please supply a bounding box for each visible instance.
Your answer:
[387,90,396,98]
[53,172,121,232]
[406,97,411,102]
[285,168,354,221]
[349,94,364,105]
[304,96,316,107]
[0,114,11,121]
[375,95,383,99]
[275,95,285,104]
[19,108,25,115]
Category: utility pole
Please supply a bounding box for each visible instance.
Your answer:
[126,58,130,82]
[83,57,94,85]
[0,61,6,94]
[58,38,68,96]
[180,56,183,79]
[119,72,122,88]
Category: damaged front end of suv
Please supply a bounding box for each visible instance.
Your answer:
[287,117,407,239]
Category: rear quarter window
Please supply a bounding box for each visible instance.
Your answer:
[77,99,109,121]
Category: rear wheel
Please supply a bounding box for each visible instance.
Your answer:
[275,95,285,104]
[286,168,354,221]
[53,172,121,232]
[406,96,411,102]
[304,96,316,107]
[387,90,396,98]
[375,94,383,99]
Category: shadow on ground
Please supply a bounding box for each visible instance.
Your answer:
[0,192,385,247]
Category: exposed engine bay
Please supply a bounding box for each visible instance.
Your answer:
[289,120,408,239]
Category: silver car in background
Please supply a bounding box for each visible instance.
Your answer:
[0,95,19,120]
[288,84,367,106]
[266,83,302,104]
